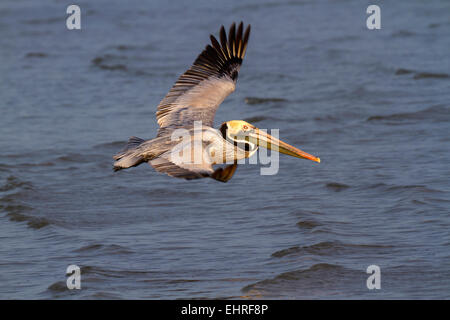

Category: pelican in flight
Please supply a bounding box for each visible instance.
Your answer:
[113,22,320,182]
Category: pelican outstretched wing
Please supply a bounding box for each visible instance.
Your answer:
[156,22,251,136]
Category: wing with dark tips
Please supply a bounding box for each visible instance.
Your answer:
[156,22,251,135]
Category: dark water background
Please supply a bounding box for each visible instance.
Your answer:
[0,0,449,299]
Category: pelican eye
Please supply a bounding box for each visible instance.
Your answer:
[243,125,248,130]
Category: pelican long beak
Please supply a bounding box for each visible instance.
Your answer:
[248,129,321,163]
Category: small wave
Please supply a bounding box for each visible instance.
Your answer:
[47,281,68,292]
[79,265,158,279]
[0,176,33,192]
[247,262,344,283]
[394,68,449,80]
[271,246,302,258]
[244,97,288,105]
[98,64,127,71]
[271,241,394,258]
[395,68,414,75]
[314,114,339,122]
[242,263,347,294]
[1,188,49,231]
[91,53,156,77]
[106,43,155,52]
[87,292,122,299]
[367,105,449,123]
[325,182,350,192]
[1,203,31,212]
[6,212,50,229]
[411,199,427,205]
[73,244,133,255]
[92,55,128,72]
[428,23,440,29]
[291,209,323,217]
[296,219,322,229]
[413,72,449,80]
[25,52,47,58]
[116,45,135,51]
[386,184,443,194]
[425,197,450,204]
[365,183,444,196]
[391,30,416,38]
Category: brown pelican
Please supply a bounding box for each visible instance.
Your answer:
[113,22,320,182]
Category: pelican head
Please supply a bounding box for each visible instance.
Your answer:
[219,120,321,163]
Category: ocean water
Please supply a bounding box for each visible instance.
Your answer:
[0,0,449,299]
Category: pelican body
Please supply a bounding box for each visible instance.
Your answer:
[113,22,320,182]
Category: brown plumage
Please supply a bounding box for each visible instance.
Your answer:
[114,23,251,182]
[113,23,321,182]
